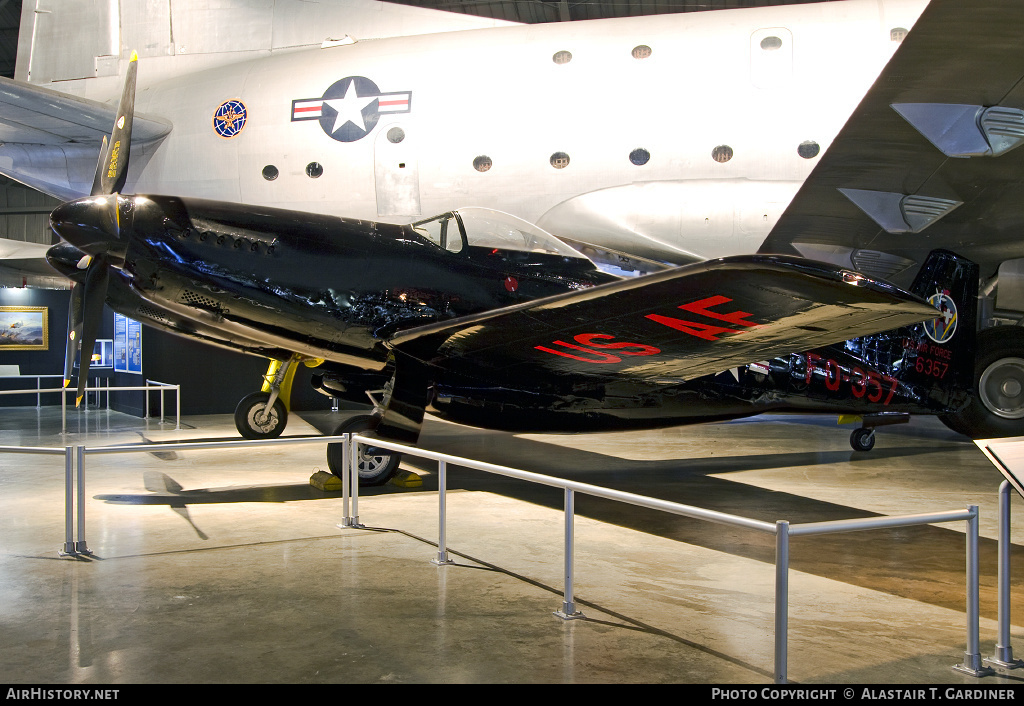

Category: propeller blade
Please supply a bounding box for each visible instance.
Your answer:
[75,254,110,407]
[89,135,109,199]
[92,51,137,197]
[63,283,84,389]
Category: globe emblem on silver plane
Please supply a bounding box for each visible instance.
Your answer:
[213,100,247,138]
[291,76,412,142]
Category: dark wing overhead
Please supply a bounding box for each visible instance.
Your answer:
[757,0,1024,284]
[389,255,937,384]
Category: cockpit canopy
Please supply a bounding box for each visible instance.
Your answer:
[410,208,589,260]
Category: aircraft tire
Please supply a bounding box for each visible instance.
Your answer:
[850,427,875,452]
[327,414,402,486]
[234,392,287,439]
[939,326,1024,438]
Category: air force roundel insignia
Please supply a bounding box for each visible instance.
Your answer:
[291,77,412,142]
[213,100,247,138]
[925,291,957,344]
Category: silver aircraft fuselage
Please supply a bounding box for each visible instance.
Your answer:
[9,0,929,266]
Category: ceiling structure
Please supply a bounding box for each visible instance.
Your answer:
[388,0,829,24]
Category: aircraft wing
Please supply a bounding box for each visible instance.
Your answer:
[757,0,1024,284]
[0,76,171,145]
[389,255,937,385]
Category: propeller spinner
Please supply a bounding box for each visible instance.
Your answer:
[49,51,138,407]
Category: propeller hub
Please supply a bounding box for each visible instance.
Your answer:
[49,194,133,262]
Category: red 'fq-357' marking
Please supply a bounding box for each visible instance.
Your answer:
[535,295,759,364]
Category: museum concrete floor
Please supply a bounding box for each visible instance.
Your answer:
[2,404,1024,685]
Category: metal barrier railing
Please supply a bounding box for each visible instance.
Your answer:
[4,429,1011,683]
[0,378,181,432]
[0,374,63,407]
[63,434,348,557]
[144,379,180,428]
[344,432,991,684]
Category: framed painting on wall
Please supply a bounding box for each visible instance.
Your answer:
[0,306,48,351]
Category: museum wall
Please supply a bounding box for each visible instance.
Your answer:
[0,288,330,417]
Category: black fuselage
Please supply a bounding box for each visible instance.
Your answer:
[51,195,975,435]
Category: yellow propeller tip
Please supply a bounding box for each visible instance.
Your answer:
[75,395,83,407]
[129,50,138,62]
[63,380,70,388]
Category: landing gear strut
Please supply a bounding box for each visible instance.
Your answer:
[234,354,311,439]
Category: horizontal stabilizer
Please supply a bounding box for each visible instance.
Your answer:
[0,76,171,146]
[391,255,938,385]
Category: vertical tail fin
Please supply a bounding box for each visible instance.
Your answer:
[899,249,979,403]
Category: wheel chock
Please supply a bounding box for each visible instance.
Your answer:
[389,470,422,488]
[310,470,342,491]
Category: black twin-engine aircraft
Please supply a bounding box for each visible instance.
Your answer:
[48,53,979,486]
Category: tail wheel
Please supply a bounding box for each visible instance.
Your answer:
[326,414,401,487]
[850,427,875,452]
[234,391,287,439]
[940,326,1024,438]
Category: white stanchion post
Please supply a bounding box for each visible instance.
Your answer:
[775,520,790,684]
[555,488,583,620]
[954,506,994,677]
[987,482,1024,669]
[339,433,352,528]
[432,459,453,565]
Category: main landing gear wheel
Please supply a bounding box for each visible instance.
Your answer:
[327,414,402,487]
[850,427,875,452]
[234,391,287,440]
[940,326,1024,438]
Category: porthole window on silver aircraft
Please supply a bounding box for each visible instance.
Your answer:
[632,45,652,59]
[760,36,783,51]
[629,148,650,165]
[553,50,572,65]
[891,27,908,42]
[798,140,820,159]
[262,165,278,181]
[473,156,492,172]
[712,145,733,163]
[550,152,570,169]
[387,127,405,144]
[306,162,323,178]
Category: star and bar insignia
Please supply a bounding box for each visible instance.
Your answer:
[291,76,412,142]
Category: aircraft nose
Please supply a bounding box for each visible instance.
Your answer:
[49,195,133,261]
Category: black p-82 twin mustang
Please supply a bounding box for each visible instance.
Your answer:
[45,51,997,485]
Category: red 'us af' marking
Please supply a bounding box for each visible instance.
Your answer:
[535,295,759,364]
